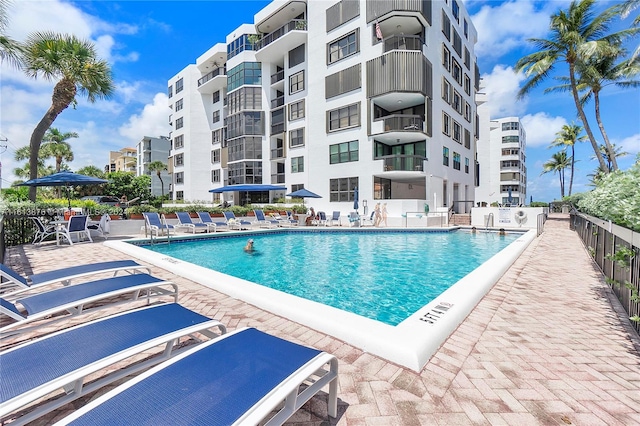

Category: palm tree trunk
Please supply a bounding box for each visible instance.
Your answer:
[593,90,618,171]
[569,145,575,196]
[569,63,608,173]
[560,168,565,198]
[28,108,58,201]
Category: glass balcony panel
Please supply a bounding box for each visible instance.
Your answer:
[255,19,307,51]
[381,155,425,171]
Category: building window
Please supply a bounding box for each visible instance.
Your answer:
[174,134,184,149]
[464,47,471,69]
[465,157,470,173]
[175,117,183,129]
[502,121,519,131]
[168,85,173,98]
[452,60,462,85]
[289,99,305,121]
[464,74,471,95]
[212,90,220,103]
[502,135,519,143]
[453,152,461,170]
[453,90,462,114]
[443,112,451,136]
[453,121,461,143]
[227,34,254,60]
[289,44,305,68]
[227,62,261,92]
[227,87,262,115]
[442,77,451,104]
[212,148,220,163]
[442,44,451,71]
[329,140,359,164]
[290,128,304,147]
[176,190,184,200]
[329,177,359,202]
[443,147,449,166]
[212,128,225,145]
[212,110,220,123]
[452,30,462,56]
[175,98,183,111]
[327,102,360,132]
[441,10,451,41]
[174,153,184,167]
[327,29,359,64]
[291,183,304,192]
[464,19,468,38]
[290,70,304,94]
[291,156,304,173]
[212,169,220,183]
[175,171,184,184]
[175,78,183,93]
[464,102,471,122]
[452,0,460,22]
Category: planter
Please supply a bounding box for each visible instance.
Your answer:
[129,213,144,220]
[163,213,177,219]
[109,215,121,220]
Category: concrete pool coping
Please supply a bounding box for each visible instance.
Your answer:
[105,228,537,371]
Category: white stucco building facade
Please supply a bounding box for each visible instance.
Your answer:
[167,0,481,217]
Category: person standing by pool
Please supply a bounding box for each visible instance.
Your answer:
[373,203,382,227]
[244,239,255,252]
[381,203,388,227]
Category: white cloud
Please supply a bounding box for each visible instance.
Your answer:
[520,112,568,148]
[118,93,172,144]
[616,133,640,156]
[481,65,527,117]
[471,1,558,59]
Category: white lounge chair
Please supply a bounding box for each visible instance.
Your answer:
[0,260,150,294]
[53,327,338,426]
[0,273,178,339]
[0,303,226,425]
[28,217,57,245]
[253,209,280,228]
[56,215,92,245]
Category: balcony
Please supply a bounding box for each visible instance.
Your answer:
[379,155,425,177]
[371,114,425,144]
[254,19,307,62]
[383,35,423,53]
[270,147,285,160]
[271,122,285,135]
[197,67,226,94]
[271,173,286,184]
[271,96,284,109]
[271,69,284,85]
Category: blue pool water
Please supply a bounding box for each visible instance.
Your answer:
[140,230,519,325]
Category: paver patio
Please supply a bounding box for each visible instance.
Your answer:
[2,213,639,425]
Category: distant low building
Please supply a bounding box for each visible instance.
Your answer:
[106,147,137,173]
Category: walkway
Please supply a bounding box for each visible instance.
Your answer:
[3,214,639,425]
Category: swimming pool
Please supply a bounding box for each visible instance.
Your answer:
[106,228,536,371]
[137,231,519,326]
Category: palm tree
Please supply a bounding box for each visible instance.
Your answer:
[592,143,629,172]
[76,165,106,179]
[22,31,114,201]
[0,0,22,69]
[550,124,587,196]
[40,128,77,197]
[515,0,639,173]
[574,45,640,171]
[148,161,168,200]
[13,145,47,179]
[620,0,640,61]
[542,151,572,198]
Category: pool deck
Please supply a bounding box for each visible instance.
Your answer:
[3,213,640,425]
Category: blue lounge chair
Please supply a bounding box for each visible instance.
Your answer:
[57,215,92,245]
[269,212,297,227]
[142,212,174,237]
[328,211,341,226]
[28,217,57,245]
[175,212,213,233]
[0,303,226,425]
[253,209,280,228]
[0,260,150,294]
[0,273,178,339]
[197,211,228,231]
[312,211,327,226]
[53,327,338,426]
[223,211,254,230]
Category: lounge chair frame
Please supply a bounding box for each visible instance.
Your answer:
[197,211,228,231]
[175,212,214,233]
[0,303,226,426]
[0,273,178,339]
[52,327,338,426]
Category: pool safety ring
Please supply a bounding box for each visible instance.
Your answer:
[514,209,527,224]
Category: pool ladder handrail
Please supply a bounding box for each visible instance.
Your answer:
[485,213,494,231]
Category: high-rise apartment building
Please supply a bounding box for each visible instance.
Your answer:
[106,147,137,173]
[168,0,479,215]
[137,136,171,197]
[475,116,527,206]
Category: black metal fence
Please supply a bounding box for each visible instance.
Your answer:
[0,212,62,263]
[571,212,640,334]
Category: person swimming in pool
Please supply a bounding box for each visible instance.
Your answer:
[244,239,255,252]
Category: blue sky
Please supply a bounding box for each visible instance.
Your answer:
[0,0,638,203]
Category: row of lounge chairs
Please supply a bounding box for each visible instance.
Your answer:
[0,260,339,425]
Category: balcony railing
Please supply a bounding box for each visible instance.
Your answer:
[271,173,285,184]
[271,122,285,135]
[380,114,424,132]
[271,69,284,85]
[381,155,425,172]
[270,147,285,160]
[197,67,226,87]
[254,19,307,51]
[383,35,423,53]
[271,96,284,109]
